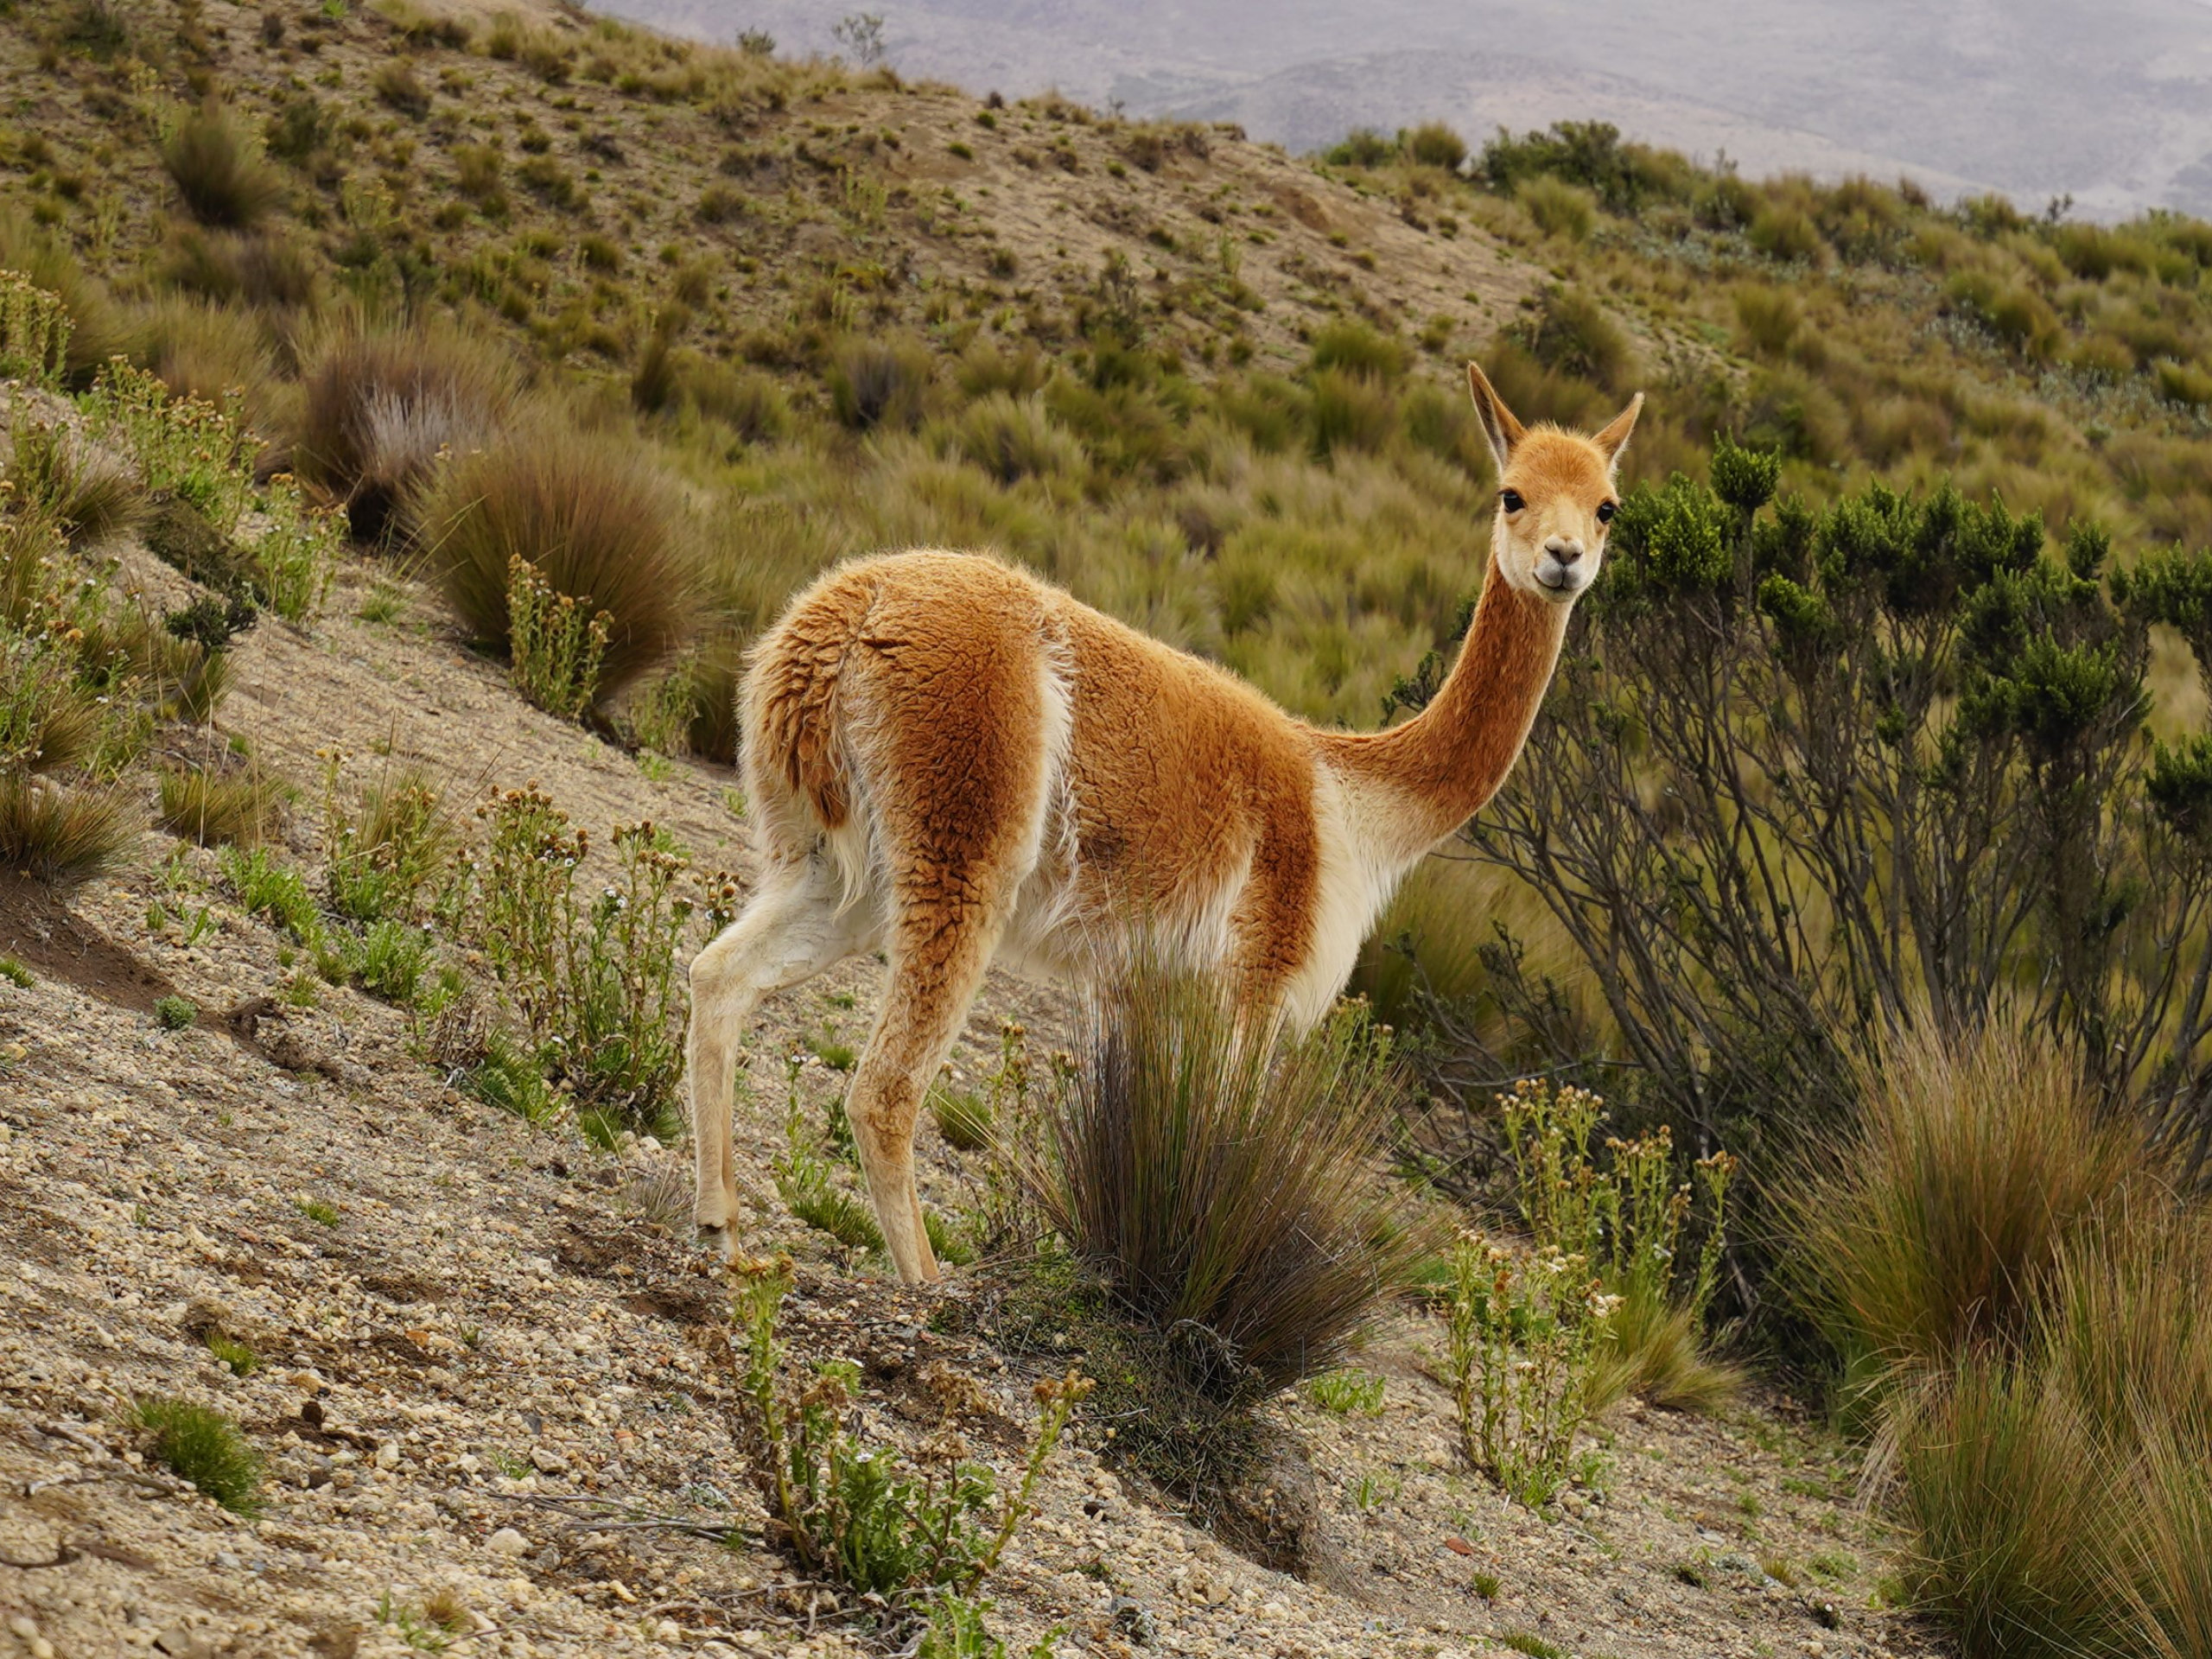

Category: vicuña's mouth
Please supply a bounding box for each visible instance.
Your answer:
[1535,564,1585,596]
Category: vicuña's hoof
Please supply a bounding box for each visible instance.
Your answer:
[694,1224,739,1263]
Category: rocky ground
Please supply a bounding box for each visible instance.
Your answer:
[2,546,1942,1659]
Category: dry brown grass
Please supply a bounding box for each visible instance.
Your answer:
[0,772,131,887]
[293,315,519,540]
[408,419,694,700]
[1023,963,1433,1393]
[1785,1011,2151,1386]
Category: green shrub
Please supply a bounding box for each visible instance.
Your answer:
[1493,1078,1739,1415]
[1402,120,1467,170]
[154,993,198,1029]
[464,788,696,1132]
[505,555,613,720]
[728,1251,1088,1630]
[1307,319,1408,381]
[0,269,72,386]
[1516,175,1596,242]
[1022,966,1429,1393]
[131,1395,264,1515]
[1732,284,1800,357]
[1306,369,1396,458]
[952,394,1085,484]
[410,423,692,702]
[161,100,286,229]
[1448,1230,1619,1508]
[1322,128,1394,168]
[1516,284,1635,392]
[1747,203,1825,264]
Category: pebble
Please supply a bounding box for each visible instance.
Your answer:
[530,1445,568,1474]
[374,1440,402,1470]
[486,1528,530,1559]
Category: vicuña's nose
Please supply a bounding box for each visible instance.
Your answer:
[1545,536,1584,565]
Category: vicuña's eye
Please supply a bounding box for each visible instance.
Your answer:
[1595,500,1618,524]
[1499,489,1524,513]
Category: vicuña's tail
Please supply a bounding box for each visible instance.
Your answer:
[741,565,878,899]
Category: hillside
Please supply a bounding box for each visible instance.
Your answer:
[3,0,2212,1655]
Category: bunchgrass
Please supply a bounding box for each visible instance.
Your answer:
[1022,966,1432,1394]
[0,772,131,887]
[159,760,286,847]
[161,99,286,229]
[410,422,693,701]
[1783,1012,2150,1399]
[131,1395,264,1515]
[293,315,518,540]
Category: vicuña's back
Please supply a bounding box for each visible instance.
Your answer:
[690,363,1643,1281]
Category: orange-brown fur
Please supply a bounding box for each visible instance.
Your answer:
[689,364,1642,1281]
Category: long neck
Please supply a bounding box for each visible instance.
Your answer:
[1320,554,1571,866]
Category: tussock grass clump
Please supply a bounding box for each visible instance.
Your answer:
[1882,1361,2139,1658]
[158,759,286,846]
[411,423,691,701]
[4,415,147,550]
[0,772,130,887]
[130,1395,264,1515]
[294,316,518,540]
[1784,1014,2149,1391]
[161,100,286,230]
[1024,968,1428,1393]
[828,334,933,431]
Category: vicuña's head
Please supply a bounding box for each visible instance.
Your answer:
[1465,362,1643,604]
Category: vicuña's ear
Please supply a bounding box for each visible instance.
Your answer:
[1465,361,1525,474]
[1594,392,1644,471]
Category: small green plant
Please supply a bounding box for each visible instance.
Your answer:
[728,1252,1089,1630]
[205,1331,258,1376]
[455,1028,560,1124]
[1497,1078,1738,1413]
[154,994,198,1030]
[777,1065,885,1250]
[296,1197,340,1226]
[467,789,695,1132]
[0,955,30,988]
[1306,1369,1386,1414]
[1471,1570,1502,1600]
[376,1587,467,1654]
[220,845,321,943]
[505,554,613,720]
[1446,1231,1621,1509]
[1347,1468,1401,1510]
[1499,1630,1564,1659]
[321,753,452,924]
[130,1395,264,1515]
[0,269,72,386]
[915,1595,1060,1659]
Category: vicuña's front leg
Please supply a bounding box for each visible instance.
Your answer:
[686,861,860,1259]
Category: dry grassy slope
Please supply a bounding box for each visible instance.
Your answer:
[0,553,1941,1659]
[1,0,1537,394]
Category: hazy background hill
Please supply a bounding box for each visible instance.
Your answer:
[621,0,2212,217]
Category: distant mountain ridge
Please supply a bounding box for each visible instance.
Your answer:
[622,0,2212,218]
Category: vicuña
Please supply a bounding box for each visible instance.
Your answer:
[690,363,1643,1281]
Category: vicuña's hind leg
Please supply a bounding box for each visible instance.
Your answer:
[847,904,1006,1284]
[687,859,868,1258]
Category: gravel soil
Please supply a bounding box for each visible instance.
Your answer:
[2,553,1943,1659]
